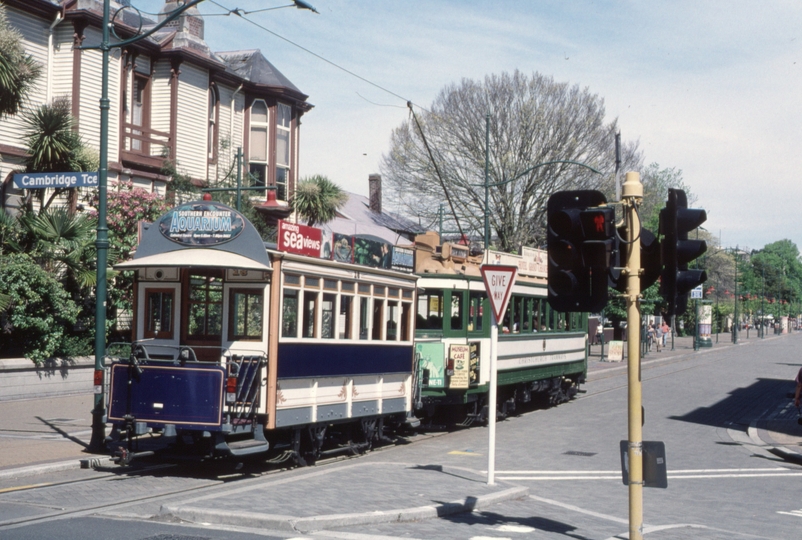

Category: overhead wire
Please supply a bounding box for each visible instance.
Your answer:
[207,0,420,109]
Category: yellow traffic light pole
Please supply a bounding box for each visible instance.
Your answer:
[622,171,644,540]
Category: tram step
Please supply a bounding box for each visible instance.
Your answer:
[226,438,270,456]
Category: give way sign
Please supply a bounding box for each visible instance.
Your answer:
[480,265,518,324]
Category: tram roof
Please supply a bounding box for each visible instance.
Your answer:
[115,249,271,272]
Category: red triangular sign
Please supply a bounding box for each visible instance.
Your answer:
[480,265,518,324]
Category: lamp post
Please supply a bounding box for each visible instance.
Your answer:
[84,0,316,451]
[84,0,208,452]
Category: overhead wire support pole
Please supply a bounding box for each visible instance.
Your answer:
[83,0,208,453]
[622,171,644,540]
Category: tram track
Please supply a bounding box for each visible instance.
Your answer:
[0,427,452,532]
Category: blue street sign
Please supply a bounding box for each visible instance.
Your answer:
[690,285,703,299]
[13,171,99,190]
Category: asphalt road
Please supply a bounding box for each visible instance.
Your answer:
[1,333,800,539]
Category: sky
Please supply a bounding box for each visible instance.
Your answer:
[136,0,802,252]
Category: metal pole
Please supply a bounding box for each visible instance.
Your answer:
[600,308,606,362]
[89,0,111,452]
[236,147,243,212]
[761,266,765,338]
[733,246,739,344]
[83,0,213,452]
[487,316,498,485]
[694,300,699,351]
[484,112,490,249]
[622,171,643,540]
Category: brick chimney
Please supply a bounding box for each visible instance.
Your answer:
[368,174,382,214]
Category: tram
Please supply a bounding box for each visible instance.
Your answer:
[106,201,418,465]
[412,232,588,425]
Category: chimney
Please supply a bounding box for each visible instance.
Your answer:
[368,174,382,214]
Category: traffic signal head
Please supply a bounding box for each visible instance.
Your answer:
[547,190,615,312]
[613,227,661,293]
[659,188,708,316]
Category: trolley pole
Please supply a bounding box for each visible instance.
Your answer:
[623,171,644,540]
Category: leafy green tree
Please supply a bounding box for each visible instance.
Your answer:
[0,253,81,361]
[750,240,802,311]
[638,163,694,233]
[291,175,347,227]
[0,2,41,117]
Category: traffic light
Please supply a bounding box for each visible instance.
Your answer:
[613,227,661,292]
[547,190,615,312]
[659,188,707,316]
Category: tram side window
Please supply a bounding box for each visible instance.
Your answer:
[450,292,463,331]
[469,291,484,332]
[144,289,174,339]
[387,300,399,341]
[339,295,353,339]
[303,291,318,338]
[281,289,298,337]
[401,302,411,341]
[416,290,444,330]
[321,293,336,339]
[229,289,263,340]
[359,297,370,340]
[372,298,385,340]
[188,274,223,338]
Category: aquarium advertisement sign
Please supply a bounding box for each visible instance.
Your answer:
[158,202,245,246]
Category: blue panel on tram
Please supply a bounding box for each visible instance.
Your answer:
[277,343,412,378]
[108,363,226,430]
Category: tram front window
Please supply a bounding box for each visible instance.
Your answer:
[188,274,223,338]
[416,290,444,330]
[230,289,263,340]
[145,289,174,339]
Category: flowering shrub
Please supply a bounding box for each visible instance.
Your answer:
[89,181,171,262]
[88,182,171,326]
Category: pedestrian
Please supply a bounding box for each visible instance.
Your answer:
[794,366,802,408]
[654,323,662,352]
[661,320,670,347]
[647,324,655,351]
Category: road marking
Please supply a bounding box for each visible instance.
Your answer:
[529,493,628,524]
[496,468,802,481]
[0,482,53,494]
[777,509,802,518]
[448,450,482,456]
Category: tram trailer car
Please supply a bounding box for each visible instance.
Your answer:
[412,232,587,425]
[106,202,418,465]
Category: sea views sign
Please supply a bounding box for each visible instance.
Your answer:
[157,202,245,246]
[13,171,99,189]
[278,221,413,272]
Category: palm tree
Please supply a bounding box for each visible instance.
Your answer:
[17,206,101,289]
[22,97,98,211]
[0,3,41,117]
[290,175,348,227]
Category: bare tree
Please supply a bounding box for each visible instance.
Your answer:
[381,70,641,252]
